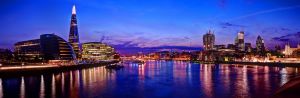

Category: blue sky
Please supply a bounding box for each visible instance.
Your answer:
[0,0,300,54]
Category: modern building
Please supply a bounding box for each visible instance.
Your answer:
[0,49,13,62]
[236,31,245,51]
[214,45,226,50]
[203,30,215,51]
[40,34,76,60]
[14,39,43,61]
[82,42,116,61]
[14,34,76,62]
[256,35,265,53]
[227,44,236,50]
[245,43,252,53]
[68,5,81,59]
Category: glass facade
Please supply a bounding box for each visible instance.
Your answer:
[14,39,42,61]
[40,34,76,60]
[82,42,115,61]
[203,30,215,51]
[68,5,81,58]
[14,34,76,62]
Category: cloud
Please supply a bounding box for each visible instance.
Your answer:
[272,32,300,44]
[280,28,291,31]
[220,22,246,28]
[229,5,300,21]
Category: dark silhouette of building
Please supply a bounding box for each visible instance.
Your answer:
[214,45,226,50]
[40,34,76,60]
[203,30,215,51]
[68,5,81,58]
[227,44,236,50]
[0,49,13,62]
[275,45,281,52]
[245,43,252,53]
[256,35,265,55]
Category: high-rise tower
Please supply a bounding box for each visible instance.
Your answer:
[69,5,81,58]
[236,31,245,51]
[203,30,215,51]
[256,35,265,53]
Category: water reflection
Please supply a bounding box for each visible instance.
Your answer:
[0,61,299,98]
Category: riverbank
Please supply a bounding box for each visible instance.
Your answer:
[198,61,300,67]
[0,61,118,77]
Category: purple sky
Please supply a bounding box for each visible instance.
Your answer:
[0,0,300,55]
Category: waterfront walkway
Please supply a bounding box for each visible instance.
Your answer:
[0,61,118,77]
[0,64,59,70]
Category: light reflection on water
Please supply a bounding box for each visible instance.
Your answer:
[0,60,299,98]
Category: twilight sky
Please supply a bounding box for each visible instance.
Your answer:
[1,0,300,55]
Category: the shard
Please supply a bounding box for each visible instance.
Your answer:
[68,5,81,58]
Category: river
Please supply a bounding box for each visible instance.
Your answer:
[0,60,299,98]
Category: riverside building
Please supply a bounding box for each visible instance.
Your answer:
[14,34,76,62]
[82,42,116,61]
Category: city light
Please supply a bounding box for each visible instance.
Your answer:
[0,1,299,98]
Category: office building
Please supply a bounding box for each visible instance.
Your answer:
[68,5,81,58]
[82,42,116,61]
[14,39,42,61]
[256,35,265,53]
[203,30,215,51]
[236,31,245,51]
[14,34,76,62]
[0,49,13,62]
[245,43,252,53]
[40,34,76,60]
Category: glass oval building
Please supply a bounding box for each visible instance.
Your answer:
[14,34,76,62]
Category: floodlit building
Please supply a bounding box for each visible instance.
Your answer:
[283,43,300,56]
[82,42,116,61]
[236,31,245,51]
[203,30,215,51]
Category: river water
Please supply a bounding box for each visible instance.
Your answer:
[0,60,299,98]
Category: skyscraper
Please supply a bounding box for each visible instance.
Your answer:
[236,31,245,51]
[256,35,265,53]
[203,30,215,51]
[245,43,252,53]
[68,5,81,58]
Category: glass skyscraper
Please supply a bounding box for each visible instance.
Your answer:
[68,5,81,59]
[203,30,215,51]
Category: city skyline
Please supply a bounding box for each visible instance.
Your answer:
[1,1,300,98]
[1,0,300,55]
